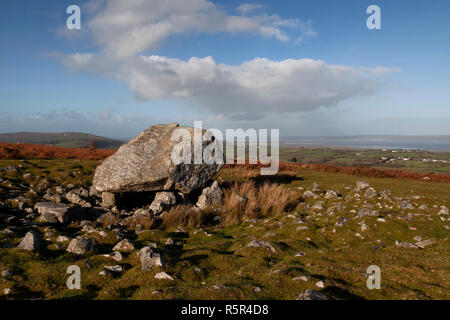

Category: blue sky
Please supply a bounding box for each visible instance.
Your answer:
[0,0,449,139]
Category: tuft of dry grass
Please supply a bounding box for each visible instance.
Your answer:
[220,181,301,225]
[129,214,157,230]
[161,205,217,229]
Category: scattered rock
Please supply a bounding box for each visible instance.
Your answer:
[3,288,12,295]
[2,270,13,278]
[66,190,91,207]
[438,206,448,216]
[324,190,338,199]
[175,226,186,233]
[399,200,415,210]
[103,265,123,273]
[315,280,325,288]
[101,192,116,209]
[395,241,418,249]
[356,181,370,190]
[297,289,330,300]
[66,236,96,255]
[149,192,177,215]
[139,246,165,270]
[56,235,69,242]
[364,187,378,199]
[102,251,123,262]
[113,239,135,252]
[17,231,40,252]
[196,181,223,209]
[357,208,378,218]
[35,202,71,224]
[303,191,318,199]
[155,272,174,280]
[247,240,276,253]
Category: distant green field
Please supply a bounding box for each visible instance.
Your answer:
[280,147,450,174]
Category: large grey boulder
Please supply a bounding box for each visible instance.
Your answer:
[92,123,222,194]
[35,202,71,224]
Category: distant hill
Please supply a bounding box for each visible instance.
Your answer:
[281,135,450,151]
[0,132,124,149]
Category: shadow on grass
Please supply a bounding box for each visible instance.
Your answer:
[323,286,365,300]
[251,174,304,186]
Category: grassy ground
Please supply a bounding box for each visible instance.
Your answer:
[0,159,449,300]
[280,147,450,173]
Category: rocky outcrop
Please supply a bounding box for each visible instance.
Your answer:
[93,123,222,194]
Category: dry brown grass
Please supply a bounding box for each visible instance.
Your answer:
[220,181,301,225]
[224,161,450,183]
[0,142,115,160]
[161,205,216,229]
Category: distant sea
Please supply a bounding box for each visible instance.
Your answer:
[281,136,450,152]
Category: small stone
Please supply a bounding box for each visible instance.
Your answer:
[196,181,223,210]
[101,192,116,209]
[56,235,69,242]
[297,289,330,300]
[35,202,71,224]
[139,246,165,270]
[104,265,123,273]
[356,181,370,190]
[293,276,308,282]
[315,280,325,288]
[102,251,123,262]
[149,192,177,215]
[395,241,418,249]
[247,240,276,253]
[113,239,134,251]
[17,231,40,252]
[2,270,13,278]
[364,187,378,199]
[66,236,96,255]
[3,288,12,295]
[324,190,338,199]
[175,226,186,233]
[155,272,173,281]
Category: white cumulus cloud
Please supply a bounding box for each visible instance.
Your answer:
[61,53,398,120]
[84,0,308,59]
